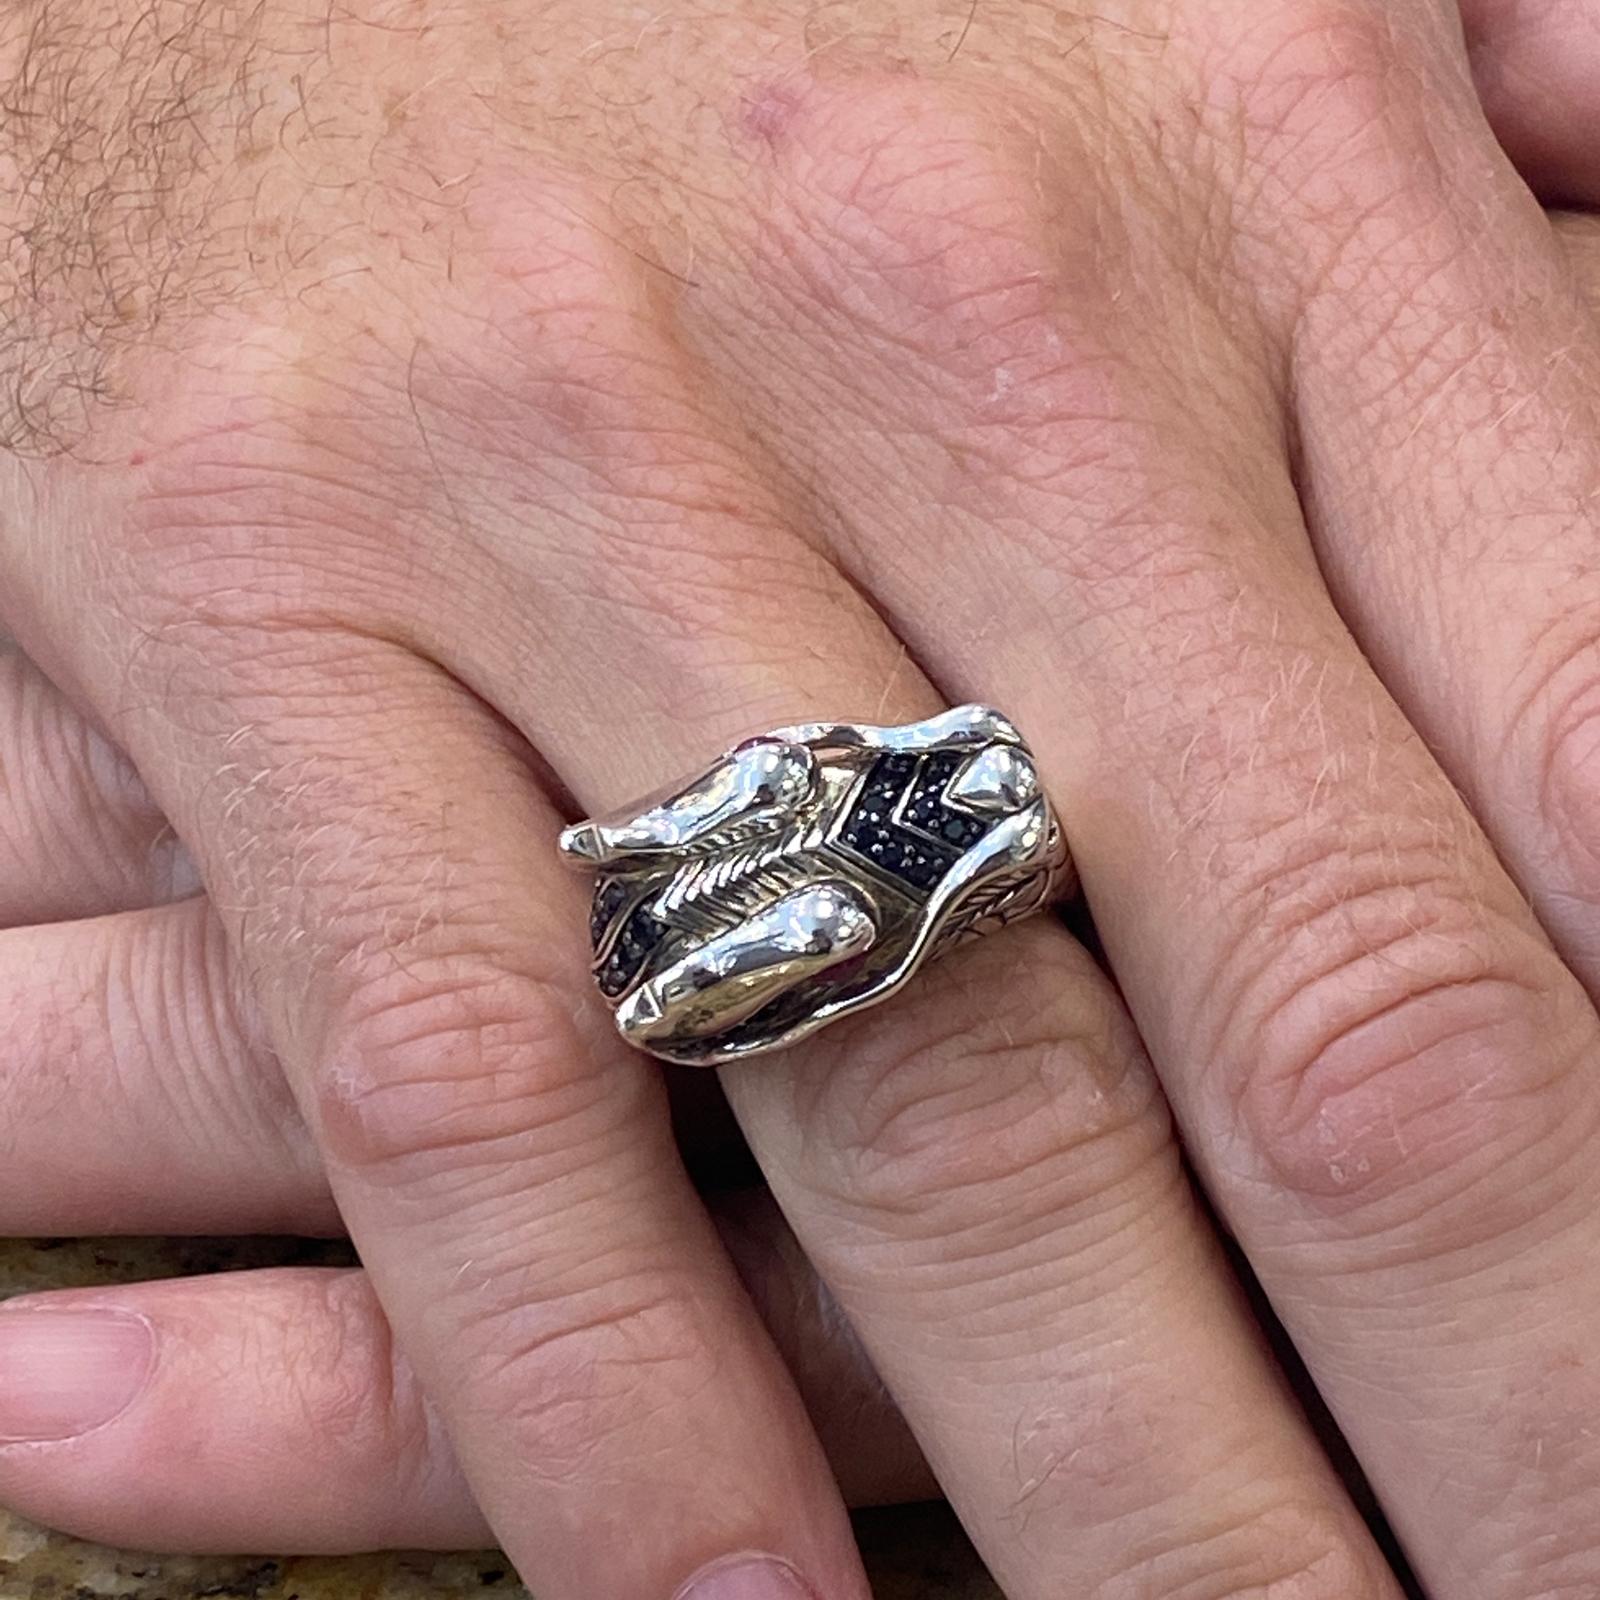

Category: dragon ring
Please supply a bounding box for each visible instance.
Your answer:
[558,706,1072,1065]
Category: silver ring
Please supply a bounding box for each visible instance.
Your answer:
[558,706,1072,1065]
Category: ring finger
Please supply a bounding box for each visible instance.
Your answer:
[678,25,1600,1596]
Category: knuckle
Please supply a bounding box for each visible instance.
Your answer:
[296,1268,408,1452]
[996,1390,1384,1600]
[1244,0,1413,87]
[313,953,644,1187]
[1212,831,1597,1233]
[100,157,822,651]
[739,66,1248,603]
[436,179,836,656]
[1217,0,1483,320]
[751,70,1116,399]
[796,921,1172,1252]
[111,335,425,630]
[448,1277,720,1482]
[1222,0,1451,146]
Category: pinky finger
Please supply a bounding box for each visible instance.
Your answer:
[0,1229,931,1557]
[0,897,335,1237]
[1,899,750,1237]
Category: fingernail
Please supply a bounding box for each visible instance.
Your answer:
[0,1307,155,1443]
[676,1554,819,1600]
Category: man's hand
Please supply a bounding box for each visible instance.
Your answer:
[5,4,1600,1599]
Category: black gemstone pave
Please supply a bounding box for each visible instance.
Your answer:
[838,750,995,892]
[597,898,668,998]
[590,875,632,946]
[899,751,990,850]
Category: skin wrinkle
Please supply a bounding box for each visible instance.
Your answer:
[795,940,1154,1185]
[821,1172,1198,1343]
[816,1131,1186,1301]
[177,896,308,1171]
[316,969,618,1176]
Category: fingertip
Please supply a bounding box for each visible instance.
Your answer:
[0,1272,486,1556]
[674,1553,821,1600]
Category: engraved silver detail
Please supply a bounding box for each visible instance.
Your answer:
[559,706,1072,1064]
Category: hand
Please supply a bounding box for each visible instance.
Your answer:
[5,4,1600,1598]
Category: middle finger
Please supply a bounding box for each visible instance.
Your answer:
[689,23,1600,1597]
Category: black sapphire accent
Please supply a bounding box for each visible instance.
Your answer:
[598,902,669,997]
[898,751,988,850]
[590,875,633,945]
[838,750,997,892]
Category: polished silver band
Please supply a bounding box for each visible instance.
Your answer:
[558,706,1072,1065]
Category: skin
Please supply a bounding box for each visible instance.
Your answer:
[5,1,1600,1597]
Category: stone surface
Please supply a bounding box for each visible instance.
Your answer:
[0,1238,998,1600]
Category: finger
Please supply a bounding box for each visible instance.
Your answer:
[1463,0,1600,204]
[0,897,747,1237]
[0,896,336,1236]
[356,192,1412,1597]
[690,31,1600,1597]
[730,928,1404,1600]
[0,643,195,926]
[550,767,1402,1600]
[1195,51,1600,1581]
[0,1206,932,1555]
[1263,23,1600,997]
[0,601,871,1600]
[0,893,930,1508]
